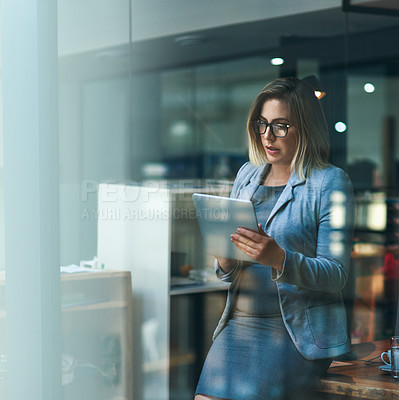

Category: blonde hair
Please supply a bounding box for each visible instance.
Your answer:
[247,77,330,180]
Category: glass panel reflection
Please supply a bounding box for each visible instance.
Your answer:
[58,1,133,399]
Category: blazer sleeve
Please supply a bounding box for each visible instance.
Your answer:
[272,168,356,293]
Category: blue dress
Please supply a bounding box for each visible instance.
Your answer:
[195,185,331,400]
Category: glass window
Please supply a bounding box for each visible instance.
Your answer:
[0,6,6,400]
[58,2,135,400]
[55,2,399,399]
[155,57,278,180]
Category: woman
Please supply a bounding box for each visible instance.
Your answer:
[194,77,355,400]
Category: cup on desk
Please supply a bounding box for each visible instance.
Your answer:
[381,349,391,365]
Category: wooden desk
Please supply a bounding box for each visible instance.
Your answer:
[319,340,399,399]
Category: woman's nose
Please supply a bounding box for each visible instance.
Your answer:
[263,126,275,141]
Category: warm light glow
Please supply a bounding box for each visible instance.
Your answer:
[314,90,326,99]
[367,202,387,231]
[270,57,284,66]
[335,122,347,133]
[364,83,375,93]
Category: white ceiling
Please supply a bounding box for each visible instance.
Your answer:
[58,2,399,78]
[58,0,342,56]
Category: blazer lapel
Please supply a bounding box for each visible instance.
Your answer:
[265,171,305,227]
[234,163,306,227]
[236,165,265,200]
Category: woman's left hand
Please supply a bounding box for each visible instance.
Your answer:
[231,224,285,272]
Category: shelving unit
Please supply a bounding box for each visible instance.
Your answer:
[350,191,399,343]
[61,270,133,400]
[0,270,133,400]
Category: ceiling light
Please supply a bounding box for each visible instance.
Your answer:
[364,83,375,93]
[335,122,347,133]
[171,121,190,137]
[95,48,129,59]
[270,57,284,66]
[174,34,207,46]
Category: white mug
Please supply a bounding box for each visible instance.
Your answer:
[381,349,391,365]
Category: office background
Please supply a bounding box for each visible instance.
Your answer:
[1,0,399,399]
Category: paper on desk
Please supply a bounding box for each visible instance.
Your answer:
[60,264,103,274]
[330,361,354,367]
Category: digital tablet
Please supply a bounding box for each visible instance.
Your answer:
[192,193,259,262]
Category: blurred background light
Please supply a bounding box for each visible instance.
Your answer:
[335,121,347,133]
[314,90,326,99]
[170,120,190,137]
[270,57,284,66]
[364,83,375,93]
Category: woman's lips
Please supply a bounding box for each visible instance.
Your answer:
[266,145,279,155]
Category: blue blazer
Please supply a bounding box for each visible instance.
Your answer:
[213,162,356,360]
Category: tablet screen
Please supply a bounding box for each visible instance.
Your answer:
[192,193,258,262]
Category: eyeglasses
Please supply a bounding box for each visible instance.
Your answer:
[252,120,292,138]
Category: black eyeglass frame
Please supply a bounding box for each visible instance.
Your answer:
[252,120,293,138]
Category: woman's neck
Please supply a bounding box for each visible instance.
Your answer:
[263,165,290,186]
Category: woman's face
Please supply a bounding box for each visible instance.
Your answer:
[259,98,297,169]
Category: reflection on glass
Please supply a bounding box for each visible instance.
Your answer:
[356,192,387,232]
[330,190,347,229]
[59,1,133,400]
[159,58,278,180]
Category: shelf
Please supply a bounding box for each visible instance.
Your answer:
[170,280,230,295]
[0,270,131,285]
[143,352,196,373]
[62,300,129,312]
[61,270,131,281]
